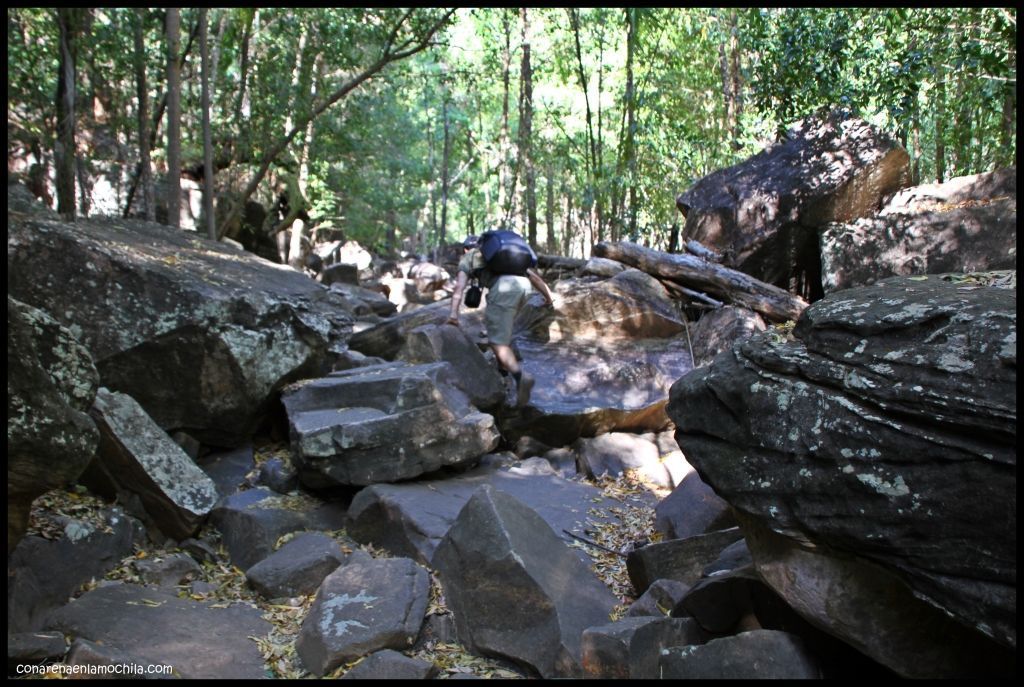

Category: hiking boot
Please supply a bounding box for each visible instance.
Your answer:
[516,372,535,407]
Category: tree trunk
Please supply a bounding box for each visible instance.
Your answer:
[518,8,536,246]
[624,8,638,240]
[134,9,155,221]
[545,165,556,253]
[55,8,81,221]
[123,14,199,218]
[200,8,216,239]
[935,58,946,183]
[440,97,451,246]
[165,8,182,228]
[498,9,514,224]
[593,241,808,323]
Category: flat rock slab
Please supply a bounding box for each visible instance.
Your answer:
[347,462,657,567]
[282,362,499,487]
[44,583,272,679]
[499,337,693,446]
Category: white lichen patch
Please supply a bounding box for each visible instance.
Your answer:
[319,590,378,638]
[856,472,910,497]
[936,351,975,373]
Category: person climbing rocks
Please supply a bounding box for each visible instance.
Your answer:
[446,232,555,407]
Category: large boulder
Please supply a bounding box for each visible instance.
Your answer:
[8,297,100,551]
[281,362,500,487]
[677,111,909,300]
[821,168,1017,293]
[520,269,686,342]
[7,212,354,445]
[667,273,1015,676]
[433,486,619,678]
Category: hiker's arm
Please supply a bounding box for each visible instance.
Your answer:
[447,270,469,325]
[527,268,555,307]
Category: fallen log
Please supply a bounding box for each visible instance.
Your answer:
[593,241,807,323]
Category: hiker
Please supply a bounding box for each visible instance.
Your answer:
[446,231,555,406]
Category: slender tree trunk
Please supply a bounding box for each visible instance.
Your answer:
[518,8,536,246]
[935,59,946,183]
[497,9,514,224]
[624,8,638,240]
[165,8,182,228]
[285,22,309,267]
[75,11,94,218]
[55,8,81,221]
[123,14,199,218]
[133,9,155,221]
[545,165,556,253]
[200,8,216,239]
[440,97,451,246]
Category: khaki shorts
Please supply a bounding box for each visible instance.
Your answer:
[485,275,532,346]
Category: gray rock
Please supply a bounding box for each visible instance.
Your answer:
[7,213,354,446]
[197,446,256,498]
[821,167,1017,292]
[346,462,648,567]
[397,323,506,410]
[8,508,137,633]
[433,486,619,678]
[282,362,500,487]
[245,532,348,599]
[654,471,737,541]
[702,538,752,577]
[258,457,299,494]
[44,583,272,679]
[296,555,430,677]
[8,631,68,671]
[626,579,691,618]
[210,487,346,572]
[85,388,219,541]
[133,552,204,588]
[667,273,1016,673]
[689,305,766,368]
[7,297,100,551]
[581,616,706,679]
[340,649,437,680]
[659,630,822,679]
[626,527,745,595]
[574,431,670,487]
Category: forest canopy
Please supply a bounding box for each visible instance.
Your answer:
[7,7,1017,259]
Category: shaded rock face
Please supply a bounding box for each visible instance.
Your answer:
[667,274,1016,673]
[282,362,500,487]
[86,388,219,541]
[8,297,100,551]
[689,305,766,368]
[821,168,1017,293]
[522,269,686,342]
[7,213,354,446]
[678,112,909,300]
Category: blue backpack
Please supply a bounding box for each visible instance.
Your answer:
[479,230,537,276]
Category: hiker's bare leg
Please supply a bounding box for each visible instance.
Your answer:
[491,343,520,376]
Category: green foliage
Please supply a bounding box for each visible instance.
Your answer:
[6,7,1016,255]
